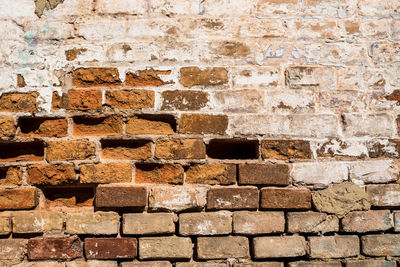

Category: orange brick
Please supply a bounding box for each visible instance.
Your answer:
[179,114,228,134]
[0,188,37,210]
[105,90,154,109]
[73,116,123,136]
[72,68,121,87]
[135,163,184,184]
[18,117,67,137]
[67,89,102,110]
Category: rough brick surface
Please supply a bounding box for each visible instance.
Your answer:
[179,211,232,236]
[95,185,146,208]
[105,90,154,109]
[73,68,121,87]
[261,188,311,210]
[126,116,175,135]
[197,236,249,259]
[233,211,285,234]
[261,140,312,160]
[239,164,289,185]
[308,236,360,259]
[155,139,205,159]
[123,213,176,235]
[27,238,83,260]
[80,163,132,183]
[254,236,307,258]
[46,140,96,161]
[85,238,137,259]
[361,234,400,256]
[27,164,76,185]
[341,210,393,232]
[186,164,236,185]
[287,212,339,233]
[207,187,259,210]
[0,188,37,210]
[139,237,193,259]
[179,114,228,134]
[179,67,228,87]
[12,211,63,233]
[66,212,120,235]
[67,89,102,110]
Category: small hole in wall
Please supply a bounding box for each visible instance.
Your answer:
[136,114,177,132]
[206,139,259,159]
[43,187,95,207]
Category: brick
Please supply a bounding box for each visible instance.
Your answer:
[149,186,206,212]
[207,139,259,159]
[197,236,249,259]
[179,114,228,134]
[0,141,44,162]
[17,261,64,267]
[73,116,123,136]
[95,185,146,208]
[210,89,265,113]
[0,188,37,210]
[126,116,175,135]
[18,117,67,137]
[85,238,136,260]
[285,66,336,90]
[102,140,152,160]
[139,236,193,259]
[308,236,359,258]
[0,92,38,112]
[27,164,76,185]
[179,67,228,87]
[0,239,27,260]
[46,140,96,161]
[260,188,311,210]
[43,187,94,208]
[342,210,393,232]
[123,213,176,235]
[235,263,283,267]
[233,211,284,235]
[135,163,183,184]
[66,89,102,110]
[394,212,400,231]
[0,216,10,235]
[73,68,121,87]
[105,90,154,109]
[0,167,22,186]
[80,163,132,183]
[287,212,339,233]
[239,164,289,186]
[291,162,348,186]
[367,184,400,207]
[66,212,120,235]
[27,237,83,260]
[0,117,15,137]
[349,160,397,184]
[261,140,311,160]
[125,69,172,87]
[345,260,396,267]
[207,187,259,210]
[67,261,118,267]
[155,139,205,159]
[161,90,209,111]
[231,66,280,89]
[185,164,236,185]
[12,211,63,233]
[179,211,232,236]
[343,114,395,137]
[254,236,306,258]
[289,262,342,267]
[362,234,400,256]
[122,262,172,267]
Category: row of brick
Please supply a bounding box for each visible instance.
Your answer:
[1,209,399,235]
[2,184,400,211]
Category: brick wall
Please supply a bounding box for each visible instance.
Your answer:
[0,0,400,266]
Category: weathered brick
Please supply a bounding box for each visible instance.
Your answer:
[73,68,121,87]
[139,236,193,259]
[207,187,259,210]
[135,163,184,184]
[394,212,400,231]
[261,140,312,160]
[0,239,27,260]
[125,69,172,87]
[27,164,76,185]
[233,211,284,234]
[285,66,336,90]
[155,139,205,159]
[80,163,132,183]
[67,90,102,110]
[0,167,22,186]
[73,116,123,136]
[46,140,96,161]
[308,236,359,258]
[341,210,393,232]
[126,116,175,135]
[179,114,228,134]
[27,238,83,260]
[0,117,15,137]
[123,213,176,235]
[18,117,67,137]
[235,263,284,267]
[66,212,120,235]
[0,92,38,112]
[95,185,146,208]
[16,261,64,267]
[287,211,339,233]
[0,216,10,235]
[105,90,154,109]
[43,187,94,208]
[260,188,311,210]
[197,236,249,259]
[291,162,348,186]
[0,188,37,210]
[362,234,400,256]
[179,67,228,87]
[343,114,395,137]
[85,238,137,260]
[161,90,209,111]
[179,211,232,236]
[345,260,396,267]
[102,139,152,160]
[239,164,289,186]
[289,262,342,267]
[254,236,307,259]
[12,211,63,233]
[122,262,172,267]
[210,89,265,113]
[350,160,397,184]
[367,184,400,207]
[185,164,236,185]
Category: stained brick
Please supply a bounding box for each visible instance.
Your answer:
[0,117,15,137]
[67,89,102,110]
[0,92,38,112]
[126,115,175,135]
[155,139,205,159]
[0,216,10,235]
[254,236,307,258]
[80,163,132,183]
[0,239,27,260]
[12,211,63,233]
[161,90,209,111]
[287,211,339,233]
[139,236,193,259]
[46,140,96,161]
[0,167,22,186]
[73,68,121,87]
[179,211,232,236]
[233,211,285,235]
[179,67,228,87]
[366,184,400,207]
[18,117,67,137]
[101,139,152,160]
[345,260,396,267]
[95,185,147,208]
[261,140,312,159]
[27,237,83,260]
[125,69,172,87]
[261,188,311,210]
[0,188,37,210]
[27,164,76,185]
[66,212,120,235]
[207,187,259,210]
[197,236,249,259]
[85,238,137,259]
[239,164,289,185]
[309,236,359,258]
[73,116,123,136]
[185,164,236,185]
[362,234,400,256]
[105,90,154,109]
[135,163,184,184]
[341,210,393,232]
[178,114,228,134]
[123,213,176,235]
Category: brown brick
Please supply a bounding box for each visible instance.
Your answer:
[287,211,339,233]
[52,91,63,110]
[27,164,76,185]
[0,117,15,137]
[12,211,64,234]
[309,236,359,258]
[179,114,228,134]
[139,236,193,260]
[67,89,102,110]
[123,213,176,235]
[66,212,120,235]
[105,90,154,109]
[345,260,396,267]
[0,141,44,162]
[18,117,67,137]
[73,68,121,87]
[261,188,311,209]
[0,216,10,235]
[125,69,172,87]
[236,263,283,267]
[0,188,37,210]
[179,67,228,87]
[161,90,208,111]
[0,92,38,112]
[362,234,400,256]
[102,139,152,160]
[261,140,312,159]
[122,262,172,267]
[73,116,123,136]
[126,116,175,135]
[177,264,227,267]
[17,74,26,88]
[80,163,132,183]
[155,139,205,159]
[135,163,184,184]
[27,237,83,260]
[342,210,393,233]
[0,167,22,186]
[289,262,341,267]
[207,187,259,210]
[85,238,137,259]
[185,164,236,185]
[197,236,249,259]
[95,185,146,208]
[65,48,87,61]
[239,164,289,185]
[179,211,232,236]
[367,184,400,207]
[233,211,285,234]
[0,239,27,260]
[254,236,307,258]
[46,140,96,161]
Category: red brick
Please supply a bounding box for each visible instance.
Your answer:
[0,188,37,210]
[179,67,228,87]
[135,163,184,184]
[85,238,137,259]
[0,92,38,112]
[80,163,132,183]
[95,185,147,208]
[101,139,152,160]
[46,140,96,161]
[179,114,228,134]
[261,188,311,209]
[73,68,121,87]
[185,164,236,185]
[73,116,123,136]
[27,237,83,260]
[27,164,76,185]
[155,139,205,159]
[18,117,68,137]
[67,89,102,110]
[239,164,289,185]
[207,187,259,210]
[161,90,209,111]
[125,69,172,87]
[105,90,154,109]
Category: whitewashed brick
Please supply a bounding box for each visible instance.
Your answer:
[343,114,395,137]
[291,162,348,186]
[350,160,398,184]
